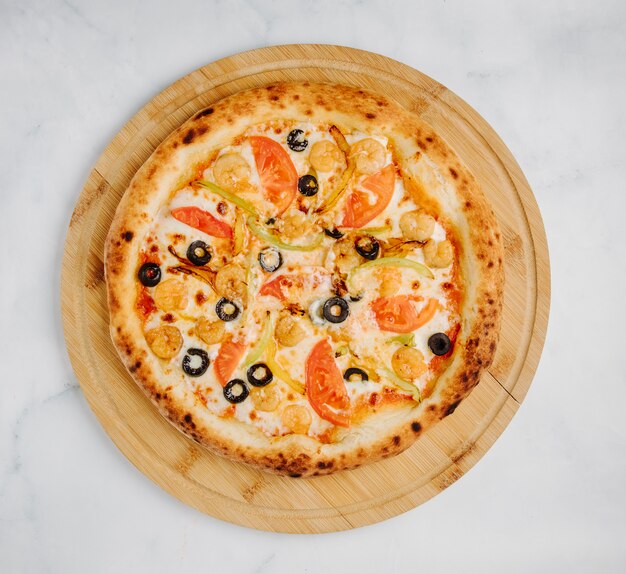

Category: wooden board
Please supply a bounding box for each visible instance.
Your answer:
[61,45,550,533]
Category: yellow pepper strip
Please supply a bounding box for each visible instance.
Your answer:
[244,312,273,366]
[383,368,422,402]
[266,338,305,394]
[247,216,323,252]
[386,333,416,347]
[194,180,259,217]
[233,209,246,255]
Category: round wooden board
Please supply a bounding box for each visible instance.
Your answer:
[61,45,550,533]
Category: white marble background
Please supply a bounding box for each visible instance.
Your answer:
[1,0,625,572]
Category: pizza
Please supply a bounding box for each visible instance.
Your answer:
[105,82,503,477]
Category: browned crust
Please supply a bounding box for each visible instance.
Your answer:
[105,82,503,477]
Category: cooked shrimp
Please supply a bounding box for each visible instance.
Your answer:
[392,346,427,380]
[281,209,309,239]
[195,317,225,345]
[399,210,435,241]
[376,267,401,298]
[153,279,188,311]
[251,385,281,412]
[215,262,247,304]
[423,239,454,268]
[309,140,343,172]
[331,236,362,276]
[212,153,253,193]
[281,404,312,434]
[275,312,306,347]
[350,138,386,175]
[145,325,183,359]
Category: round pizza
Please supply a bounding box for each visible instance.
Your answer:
[105,82,503,477]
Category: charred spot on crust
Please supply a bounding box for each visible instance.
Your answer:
[317,460,333,469]
[411,422,422,433]
[465,201,472,208]
[293,94,300,100]
[426,136,434,143]
[155,393,162,400]
[304,109,313,116]
[392,435,401,446]
[184,414,192,424]
[183,129,195,144]
[122,231,133,242]
[194,107,214,119]
[270,95,279,101]
[289,473,302,478]
[377,100,386,107]
[488,261,494,268]
[365,112,376,119]
[445,400,461,417]
[450,167,459,179]
[462,372,469,383]
[417,140,427,151]
[490,341,496,351]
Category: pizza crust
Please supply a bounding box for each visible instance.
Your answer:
[105,82,503,477]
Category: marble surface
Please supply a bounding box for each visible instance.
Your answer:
[2,0,626,571]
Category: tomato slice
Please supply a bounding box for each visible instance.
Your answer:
[250,136,297,215]
[371,296,439,333]
[305,340,350,428]
[214,340,246,386]
[258,274,304,301]
[341,164,395,228]
[171,206,232,239]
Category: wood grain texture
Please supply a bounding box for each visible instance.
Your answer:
[60,45,550,533]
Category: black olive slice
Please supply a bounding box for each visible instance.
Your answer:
[286,129,308,152]
[258,247,283,273]
[216,298,240,322]
[298,174,319,196]
[324,227,345,239]
[223,379,249,404]
[182,348,210,377]
[355,235,380,260]
[186,240,211,266]
[247,363,274,387]
[343,367,369,382]
[322,297,350,324]
[428,333,452,356]
[138,262,161,287]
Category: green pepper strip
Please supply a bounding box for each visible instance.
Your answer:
[244,312,273,366]
[347,256,434,293]
[266,339,305,394]
[383,368,422,402]
[195,180,259,217]
[247,217,323,252]
[358,225,393,235]
[387,333,416,347]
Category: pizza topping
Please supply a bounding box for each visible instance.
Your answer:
[309,139,343,172]
[324,227,345,239]
[372,296,438,333]
[247,216,323,252]
[214,340,246,385]
[399,210,435,242]
[145,325,183,359]
[376,267,401,298]
[341,163,395,228]
[153,279,188,311]
[171,206,233,239]
[195,317,226,345]
[305,340,350,427]
[212,152,252,193]
[266,338,305,394]
[138,262,161,287]
[331,236,363,276]
[215,298,240,322]
[343,367,369,383]
[186,240,212,266]
[275,312,307,347]
[258,246,283,273]
[350,138,386,175]
[392,346,427,381]
[315,127,356,214]
[384,367,422,402]
[223,379,249,404]
[250,136,298,215]
[215,262,247,304]
[423,239,454,268]
[195,180,259,217]
[297,173,319,197]
[348,257,434,294]
[286,128,308,152]
[428,332,452,356]
[281,404,312,434]
[247,363,274,387]
[322,297,350,324]
[251,385,281,412]
[182,348,210,377]
[354,235,380,260]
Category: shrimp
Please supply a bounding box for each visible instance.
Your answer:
[195,317,225,345]
[281,209,309,239]
[423,239,454,268]
[392,346,427,380]
[281,404,312,434]
[153,279,188,311]
[214,262,247,304]
[251,385,281,412]
[350,138,386,175]
[399,210,435,241]
[376,267,401,298]
[331,236,362,276]
[275,312,306,347]
[212,153,253,193]
[309,140,343,172]
[145,325,183,359]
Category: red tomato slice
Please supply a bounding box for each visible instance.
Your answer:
[258,274,304,301]
[305,340,350,428]
[341,164,395,228]
[214,340,246,387]
[371,296,439,333]
[250,136,297,215]
[171,206,232,239]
